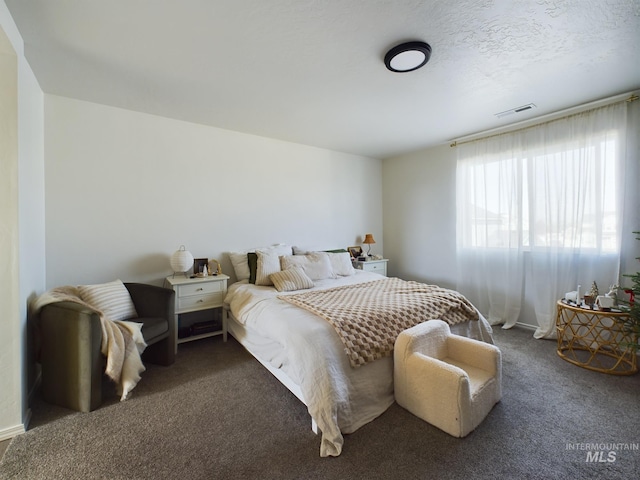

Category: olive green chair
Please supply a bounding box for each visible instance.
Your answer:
[38,283,175,412]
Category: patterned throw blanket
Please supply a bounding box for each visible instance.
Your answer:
[279,278,479,368]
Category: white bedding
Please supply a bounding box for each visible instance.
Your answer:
[224,271,494,457]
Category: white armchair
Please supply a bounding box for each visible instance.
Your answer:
[394,320,502,437]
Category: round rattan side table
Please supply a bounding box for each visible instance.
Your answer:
[555,300,637,375]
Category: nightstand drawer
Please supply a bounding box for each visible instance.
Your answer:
[179,281,224,297]
[178,292,224,311]
[354,259,388,276]
[366,262,385,273]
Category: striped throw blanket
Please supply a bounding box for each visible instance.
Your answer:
[279,277,479,367]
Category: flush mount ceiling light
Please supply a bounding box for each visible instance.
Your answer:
[384,41,432,73]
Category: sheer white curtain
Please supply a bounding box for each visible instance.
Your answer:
[456,101,630,338]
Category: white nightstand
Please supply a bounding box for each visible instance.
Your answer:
[354,259,388,276]
[164,274,229,352]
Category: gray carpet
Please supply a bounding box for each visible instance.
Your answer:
[1,326,638,480]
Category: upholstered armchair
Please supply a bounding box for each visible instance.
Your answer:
[394,320,502,438]
[38,282,175,412]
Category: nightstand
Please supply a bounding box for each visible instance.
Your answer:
[354,259,388,276]
[164,274,229,352]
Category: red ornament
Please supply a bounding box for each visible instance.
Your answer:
[624,288,635,306]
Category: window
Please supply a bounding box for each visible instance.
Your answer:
[458,131,620,253]
[455,101,629,339]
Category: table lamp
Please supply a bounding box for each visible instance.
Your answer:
[170,245,194,277]
[363,233,376,257]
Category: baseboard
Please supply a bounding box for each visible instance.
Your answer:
[0,424,25,443]
[514,322,537,332]
[0,372,39,443]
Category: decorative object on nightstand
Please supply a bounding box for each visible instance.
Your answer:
[363,233,376,257]
[354,258,388,276]
[193,258,208,277]
[170,245,194,277]
[347,246,363,259]
[164,274,230,352]
[208,258,222,275]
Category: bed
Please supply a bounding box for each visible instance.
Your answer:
[223,246,494,457]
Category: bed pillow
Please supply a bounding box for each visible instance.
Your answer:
[292,246,348,255]
[250,244,293,284]
[228,251,254,281]
[255,249,292,286]
[327,251,355,276]
[280,252,336,281]
[270,267,314,292]
[77,279,138,321]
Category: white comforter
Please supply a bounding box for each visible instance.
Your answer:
[224,271,493,457]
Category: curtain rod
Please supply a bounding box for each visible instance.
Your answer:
[450,92,639,148]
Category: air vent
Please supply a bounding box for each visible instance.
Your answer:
[495,103,536,118]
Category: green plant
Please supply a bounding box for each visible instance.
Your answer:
[620,231,640,352]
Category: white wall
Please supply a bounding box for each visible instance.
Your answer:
[45,95,382,288]
[18,34,45,412]
[0,0,45,442]
[382,144,457,289]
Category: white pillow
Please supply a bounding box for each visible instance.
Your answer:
[327,252,355,276]
[255,250,283,286]
[77,279,138,321]
[270,267,314,292]
[228,251,253,281]
[229,244,292,281]
[259,244,293,257]
[280,252,336,281]
[292,245,326,255]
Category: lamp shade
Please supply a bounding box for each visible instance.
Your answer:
[363,234,376,245]
[170,245,194,274]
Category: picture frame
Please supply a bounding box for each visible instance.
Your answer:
[193,258,208,275]
[347,246,363,259]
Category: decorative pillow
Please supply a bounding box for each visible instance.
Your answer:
[249,244,293,284]
[256,250,288,286]
[228,251,253,281]
[270,267,314,292]
[280,252,336,281]
[327,251,355,276]
[248,252,258,284]
[77,279,138,321]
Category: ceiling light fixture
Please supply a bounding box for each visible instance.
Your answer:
[384,41,432,73]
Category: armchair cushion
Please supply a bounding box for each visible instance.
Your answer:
[124,282,174,346]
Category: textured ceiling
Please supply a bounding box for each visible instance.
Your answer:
[6,0,640,159]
